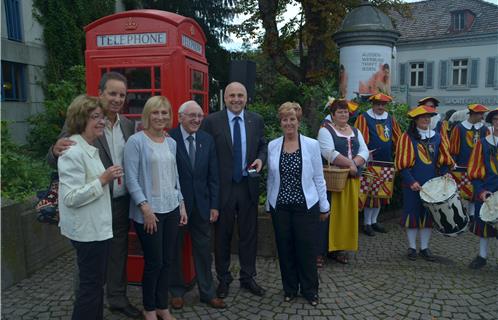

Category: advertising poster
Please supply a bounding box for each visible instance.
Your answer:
[340,45,392,100]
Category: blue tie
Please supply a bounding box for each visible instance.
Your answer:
[232,116,242,183]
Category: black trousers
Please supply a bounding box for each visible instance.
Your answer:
[170,206,216,301]
[270,203,320,300]
[106,195,130,308]
[215,178,258,283]
[71,239,110,320]
[134,208,179,311]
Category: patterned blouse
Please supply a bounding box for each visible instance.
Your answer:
[276,149,306,205]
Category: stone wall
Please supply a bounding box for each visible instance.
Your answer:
[1,198,72,290]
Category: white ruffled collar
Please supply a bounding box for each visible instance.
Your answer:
[461,120,484,130]
[417,128,435,139]
[367,108,388,120]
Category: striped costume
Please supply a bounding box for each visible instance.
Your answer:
[395,131,454,228]
[467,135,498,238]
[355,109,401,208]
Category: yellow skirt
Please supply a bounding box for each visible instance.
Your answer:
[329,177,359,252]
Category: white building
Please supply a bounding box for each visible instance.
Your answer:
[1,0,47,143]
[390,0,498,114]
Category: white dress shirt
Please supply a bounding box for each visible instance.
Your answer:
[58,134,113,242]
[227,109,247,174]
[104,114,126,198]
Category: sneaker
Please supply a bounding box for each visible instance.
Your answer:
[407,248,417,261]
[419,249,436,262]
[469,256,487,270]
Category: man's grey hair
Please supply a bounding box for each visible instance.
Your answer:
[178,100,200,118]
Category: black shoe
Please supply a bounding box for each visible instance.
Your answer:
[407,248,417,261]
[372,223,387,233]
[108,304,141,318]
[363,225,375,237]
[419,249,436,262]
[240,279,265,297]
[216,281,230,299]
[469,256,487,270]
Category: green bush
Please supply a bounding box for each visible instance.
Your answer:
[1,122,50,202]
[27,65,86,157]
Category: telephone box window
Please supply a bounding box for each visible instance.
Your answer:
[192,93,205,109]
[154,67,161,89]
[192,70,204,91]
[111,67,151,89]
[127,92,152,114]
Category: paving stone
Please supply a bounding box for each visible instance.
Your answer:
[1,219,496,319]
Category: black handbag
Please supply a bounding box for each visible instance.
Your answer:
[35,172,59,224]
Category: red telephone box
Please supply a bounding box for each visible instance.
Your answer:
[85,9,209,285]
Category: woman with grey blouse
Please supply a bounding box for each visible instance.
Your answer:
[266,102,330,306]
[124,96,188,320]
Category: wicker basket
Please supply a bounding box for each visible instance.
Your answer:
[323,165,350,192]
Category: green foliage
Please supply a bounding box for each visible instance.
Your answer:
[1,122,50,202]
[27,66,86,157]
[32,0,115,82]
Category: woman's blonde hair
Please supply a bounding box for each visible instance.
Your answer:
[278,102,302,121]
[141,96,172,130]
[66,95,103,135]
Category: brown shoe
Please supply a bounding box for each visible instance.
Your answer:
[170,297,184,309]
[205,298,226,309]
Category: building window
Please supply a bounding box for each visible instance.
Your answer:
[1,61,26,101]
[451,12,465,31]
[452,59,468,86]
[4,0,23,41]
[410,62,424,87]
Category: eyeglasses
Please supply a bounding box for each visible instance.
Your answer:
[183,113,204,119]
[89,113,106,121]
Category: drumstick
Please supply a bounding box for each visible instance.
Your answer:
[420,188,437,202]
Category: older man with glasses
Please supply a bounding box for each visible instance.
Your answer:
[168,100,226,309]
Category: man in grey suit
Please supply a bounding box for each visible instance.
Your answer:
[201,82,267,298]
[168,100,226,309]
[48,72,140,318]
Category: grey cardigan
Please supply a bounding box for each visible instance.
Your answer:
[124,131,183,223]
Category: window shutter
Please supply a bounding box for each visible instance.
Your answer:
[486,57,496,87]
[469,59,479,87]
[425,62,434,89]
[399,63,407,86]
[439,60,448,88]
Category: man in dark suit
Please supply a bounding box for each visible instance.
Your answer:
[47,72,140,318]
[168,100,226,309]
[201,82,267,298]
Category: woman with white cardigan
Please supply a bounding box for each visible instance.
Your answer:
[266,102,330,306]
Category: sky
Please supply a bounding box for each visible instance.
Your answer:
[222,0,498,51]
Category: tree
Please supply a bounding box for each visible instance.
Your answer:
[33,0,115,83]
[123,0,237,104]
[234,0,408,86]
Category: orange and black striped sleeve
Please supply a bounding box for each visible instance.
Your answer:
[354,114,369,145]
[438,134,455,168]
[395,132,415,171]
[391,115,402,146]
[449,125,461,157]
[467,140,485,180]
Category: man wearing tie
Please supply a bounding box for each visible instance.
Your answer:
[168,100,225,309]
[202,82,267,298]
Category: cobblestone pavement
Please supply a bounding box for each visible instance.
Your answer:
[2,219,497,320]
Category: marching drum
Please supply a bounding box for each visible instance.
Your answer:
[480,191,498,230]
[420,176,469,236]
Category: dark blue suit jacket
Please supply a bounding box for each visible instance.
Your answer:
[169,126,219,221]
